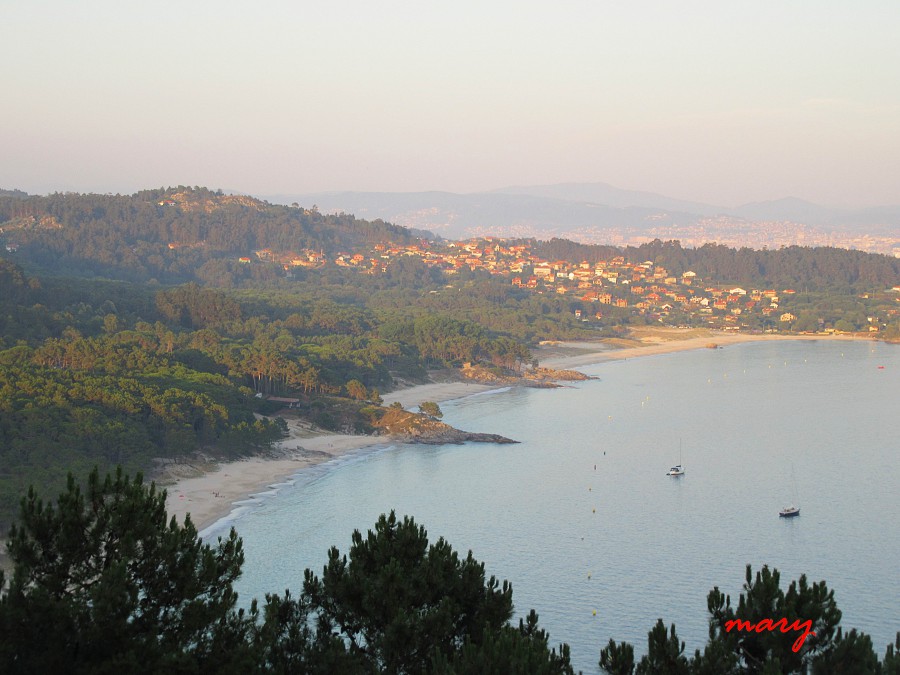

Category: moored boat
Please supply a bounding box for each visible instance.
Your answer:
[780,464,800,517]
[667,441,685,476]
[666,464,684,476]
[779,504,800,518]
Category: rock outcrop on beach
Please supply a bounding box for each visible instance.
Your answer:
[523,366,593,383]
[373,408,517,445]
[395,428,518,445]
[459,363,593,388]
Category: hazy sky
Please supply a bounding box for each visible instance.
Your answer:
[3,1,899,207]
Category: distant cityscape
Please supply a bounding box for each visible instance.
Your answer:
[451,217,900,258]
[282,184,900,258]
[568,217,900,258]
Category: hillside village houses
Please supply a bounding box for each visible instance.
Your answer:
[234,237,896,332]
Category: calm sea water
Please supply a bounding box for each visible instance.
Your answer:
[208,340,900,672]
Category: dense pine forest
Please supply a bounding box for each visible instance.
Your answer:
[0,259,545,528]
[1,187,898,529]
[0,187,424,284]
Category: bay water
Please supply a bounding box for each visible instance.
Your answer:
[210,340,900,672]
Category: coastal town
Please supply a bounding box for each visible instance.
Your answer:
[245,237,900,334]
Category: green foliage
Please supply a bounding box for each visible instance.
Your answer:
[810,627,881,674]
[345,378,368,401]
[635,620,691,675]
[419,401,443,419]
[600,639,636,675]
[251,588,367,674]
[433,610,575,674]
[0,187,417,284]
[632,240,900,291]
[0,467,252,674]
[705,565,842,671]
[882,633,900,675]
[301,511,516,673]
[0,326,286,528]
[600,564,896,675]
[527,238,900,292]
[1,471,573,674]
[156,283,242,328]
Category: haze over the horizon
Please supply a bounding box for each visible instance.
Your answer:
[3,1,899,209]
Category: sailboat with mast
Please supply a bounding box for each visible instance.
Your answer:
[779,465,800,517]
[666,441,685,476]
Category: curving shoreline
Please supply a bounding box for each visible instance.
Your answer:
[163,330,875,532]
[538,330,871,369]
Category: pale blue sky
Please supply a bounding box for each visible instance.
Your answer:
[3,1,899,207]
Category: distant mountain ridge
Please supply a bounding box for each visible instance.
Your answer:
[267,183,900,241]
[489,182,725,216]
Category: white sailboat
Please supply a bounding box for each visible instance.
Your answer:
[666,442,685,476]
[779,466,800,517]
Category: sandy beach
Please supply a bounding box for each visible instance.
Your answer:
[164,328,873,532]
[163,430,381,533]
[164,384,499,531]
[537,328,870,369]
[379,381,496,409]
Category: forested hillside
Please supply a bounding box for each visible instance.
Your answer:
[0,259,554,528]
[1,187,898,528]
[530,238,900,291]
[0,187,420,284]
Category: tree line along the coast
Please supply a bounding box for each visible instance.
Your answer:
[0,258,545,529]
[2,189,900,529]
[0,467,897,674]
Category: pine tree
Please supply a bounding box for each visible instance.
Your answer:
[302,511,514,673]
[0,467,252,674]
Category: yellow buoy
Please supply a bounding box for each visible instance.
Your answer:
[592,610,597,616]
